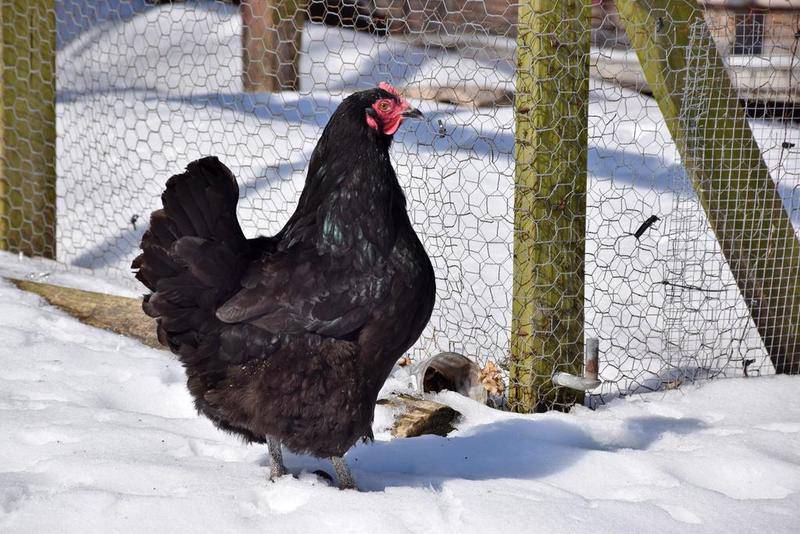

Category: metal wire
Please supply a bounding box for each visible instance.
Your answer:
[2,0,798,410]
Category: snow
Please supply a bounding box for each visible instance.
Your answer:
[1,278,799,532]
[7,6,797,528]
[52,0,800,398]
[0,251,140,299]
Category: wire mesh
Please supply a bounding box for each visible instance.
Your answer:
[660,15,800,387]
[1,0,798,410]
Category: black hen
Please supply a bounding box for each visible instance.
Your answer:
[132,84,435,488]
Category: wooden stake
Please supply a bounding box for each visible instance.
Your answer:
[509,0,589,412]
[242,0,305,92]
[0,1,56,258]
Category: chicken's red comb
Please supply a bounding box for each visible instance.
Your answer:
[378,82,401,98]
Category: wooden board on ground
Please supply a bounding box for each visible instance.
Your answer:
[8,277,461,437]
[377,393,461,438]
[8,278,159,349]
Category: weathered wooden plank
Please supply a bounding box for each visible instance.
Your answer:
[377,393,460,438]
[8,278,160,349]
[509,0,589,413]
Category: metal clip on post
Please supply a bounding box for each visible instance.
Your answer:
[552,338,601,391]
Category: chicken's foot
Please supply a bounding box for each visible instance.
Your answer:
[331,456,357,490]
[267,437,287,480]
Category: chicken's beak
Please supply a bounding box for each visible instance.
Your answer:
[401,108,424,119]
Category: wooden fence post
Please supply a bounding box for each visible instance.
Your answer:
[0,0,56,258]
[616,0,800,374]
[509,0,589,412]
[242,0,305,92]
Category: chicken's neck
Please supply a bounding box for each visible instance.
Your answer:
[284,134,410,269]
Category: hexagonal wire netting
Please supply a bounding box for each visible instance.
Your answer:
[4,0,799,410]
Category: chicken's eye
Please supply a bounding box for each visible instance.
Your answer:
[377,101,392,112]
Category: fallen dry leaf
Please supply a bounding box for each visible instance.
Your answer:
[397,355,413,367]
[480,361,505,397]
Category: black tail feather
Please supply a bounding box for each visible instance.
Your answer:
[133,156,292,444]
[132,156,248,354]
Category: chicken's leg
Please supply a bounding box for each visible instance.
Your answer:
[331,456,357,490]
[267,437,287,480]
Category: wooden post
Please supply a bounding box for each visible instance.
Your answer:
[242,0,305,92]
[509,0,589,412]
[616,0,800,374]
[0,0,56,258]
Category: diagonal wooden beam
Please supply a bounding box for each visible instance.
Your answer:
[616,0,800,373]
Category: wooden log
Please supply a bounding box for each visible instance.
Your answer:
[377,393,461,438]
[241,0,305,92]
[8,278,160,349]
[0,1,56,258]
[616,0,800,374]
[509,0,589,413]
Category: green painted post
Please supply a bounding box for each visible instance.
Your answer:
[616,0,800,374]
[0,0,56,258]
[509,0,589,412]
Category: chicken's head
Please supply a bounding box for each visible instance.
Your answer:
[365,82,423,136]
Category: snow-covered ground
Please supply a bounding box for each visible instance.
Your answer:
[2,3,795,532]
[51,1,800,393]
[0,251,139,299]
[1,276,799,533]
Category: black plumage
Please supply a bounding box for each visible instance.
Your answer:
[132,86,435,465]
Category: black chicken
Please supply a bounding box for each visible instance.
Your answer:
[132,83,435,489]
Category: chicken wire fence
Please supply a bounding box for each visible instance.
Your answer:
[2,0,799,410]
